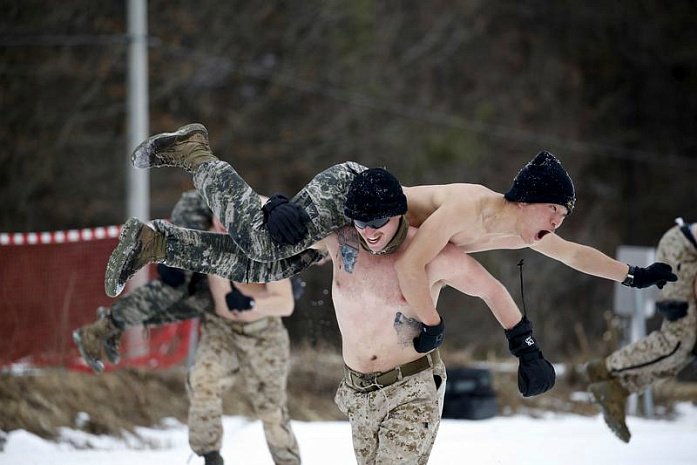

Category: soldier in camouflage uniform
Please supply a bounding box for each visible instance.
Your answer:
[586,219,697,443]
[76,191,301,465]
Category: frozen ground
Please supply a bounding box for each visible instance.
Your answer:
[3,403,696,465]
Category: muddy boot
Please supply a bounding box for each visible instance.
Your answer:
[584,357,611,383]
[131,123,217,172]
[72,315,123,374]
[203,451,224,465]
[96,307,122,364]
[105,217,166,297]
[589,379,631,443]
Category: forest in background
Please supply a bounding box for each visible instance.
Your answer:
[2,0,697,359]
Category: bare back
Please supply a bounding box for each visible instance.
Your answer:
[403,183,531,252]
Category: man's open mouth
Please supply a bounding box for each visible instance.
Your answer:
[536,230,550,241]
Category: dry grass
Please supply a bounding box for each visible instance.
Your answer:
[1,346,695,441]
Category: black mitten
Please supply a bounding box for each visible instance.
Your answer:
[262,193,311,245]
[225,285,255,311]
[505,316,556,397]
[622,262,677,289]
[413,317,445,353]
[156,264,187,287]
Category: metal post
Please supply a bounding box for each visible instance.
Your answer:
[631,289,654,418]
[126,0,149,223]
[124,0,150,357]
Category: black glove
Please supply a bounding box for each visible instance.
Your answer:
[225,285,255,311]
[262,193,311,245]
[413,317,445,353]
[622,262,677,289]
[656,300,688,321]
[505,316,556,397]
[156,264,187,287]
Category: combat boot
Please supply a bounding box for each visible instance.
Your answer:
[96,307,122,364]
[584,357,611,383]
[73,315,123,374]
[105,217,166,297]
[131,123,217,172]
[589,379,631,443]
[203,451,224,465]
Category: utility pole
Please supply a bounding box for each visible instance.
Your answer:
[125,0,150,357]
[127,0,149,223]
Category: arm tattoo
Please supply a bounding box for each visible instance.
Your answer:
[338,228,360,274]
[393,312,422,348]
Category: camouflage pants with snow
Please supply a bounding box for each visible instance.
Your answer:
[109,271,212,328]
[152,160,366,283]
[606,225,697,393]
[187,315,300,464]
[334,361,447,465]
[192,160,367,260]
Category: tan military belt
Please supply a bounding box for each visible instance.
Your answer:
[343,350,441,393]
[227,317,270,335]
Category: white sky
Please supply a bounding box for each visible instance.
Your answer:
[3,403,696,465]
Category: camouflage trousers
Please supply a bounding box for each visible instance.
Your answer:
[109,271,212,328]
[606,225,697,393]
[187,315,300,465]
[334,360,447,465]
[194,158,365,254]
[153,220,324,283]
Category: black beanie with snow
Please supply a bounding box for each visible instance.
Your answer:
[504,151,576,214]
[344,168,407,222]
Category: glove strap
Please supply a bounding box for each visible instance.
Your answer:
[621,265,636,287]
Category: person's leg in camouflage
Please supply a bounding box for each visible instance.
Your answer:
[192,159,366,261]
[105,218,324,297]
[334,361,446,465]
[187,315,241,464]
[236,317,300,465]
[589,225,697,443]
[76,272,213,372]
[130,123,366,261]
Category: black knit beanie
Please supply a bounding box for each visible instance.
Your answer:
[344,168,408,222]
[504,151,576,214]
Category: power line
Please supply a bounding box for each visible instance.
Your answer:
[0,33,160,47]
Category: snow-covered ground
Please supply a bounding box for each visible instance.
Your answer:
[3,403,696,465]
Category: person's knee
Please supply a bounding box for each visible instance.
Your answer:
[257,405,287,426]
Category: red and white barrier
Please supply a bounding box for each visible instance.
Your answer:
[0,225,122,246]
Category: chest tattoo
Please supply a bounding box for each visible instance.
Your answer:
[393,312,422,347]
[338,228,360,273]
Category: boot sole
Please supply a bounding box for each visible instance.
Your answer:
[131,123,208,169]
[589,383,631,443]
[72,330,104,374]
[104,217,145,297]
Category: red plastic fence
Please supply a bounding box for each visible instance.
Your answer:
[0,226,194,371]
